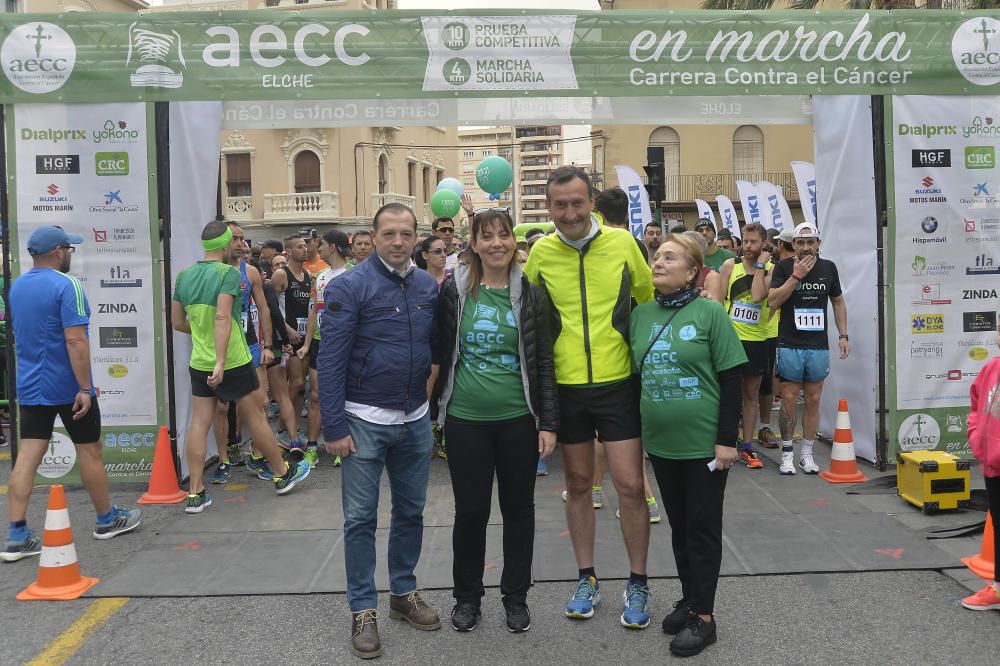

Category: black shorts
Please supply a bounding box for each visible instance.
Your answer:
[557,377,641,444]
[190,362,260,403]
[20,399,102,444]
[741,340,770,377]
[759,338,777,395]
[308,342,319,371]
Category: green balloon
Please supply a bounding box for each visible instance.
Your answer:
[430,189,461,219]
[476,156,513,195]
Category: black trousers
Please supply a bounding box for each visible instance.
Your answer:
[445,414,539,604]
[987,475,1000,583]
[648,455,729,615]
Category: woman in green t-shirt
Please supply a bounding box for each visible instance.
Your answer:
[629,233,746,658]
[435,209,559,635]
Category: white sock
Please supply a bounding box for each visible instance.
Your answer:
[801,440,814,458]
[781,440,794,453]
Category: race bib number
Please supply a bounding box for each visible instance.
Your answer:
[793,308,825,331]
[241,312,248,333]
[296,317,308,336]
[249,304,259,327]
[316,310,322,328]
[731,301,762,326]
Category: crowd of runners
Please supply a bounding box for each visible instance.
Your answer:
[8,163,997,659]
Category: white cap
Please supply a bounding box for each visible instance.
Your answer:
[792,222,820,239]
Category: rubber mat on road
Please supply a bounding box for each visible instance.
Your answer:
[87,512,958,598]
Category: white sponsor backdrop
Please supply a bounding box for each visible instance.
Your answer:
[169,102,224,476]
[813,96,879,463]
[12,103,158,427]
[889,95,1000,460]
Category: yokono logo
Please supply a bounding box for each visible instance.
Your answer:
[897,413,940,453]
[1,23,76,94]
[38,432,77,479]
[952,17,1000,86]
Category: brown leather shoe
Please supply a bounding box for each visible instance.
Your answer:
[351,609,383,659]
[389,591,441,630]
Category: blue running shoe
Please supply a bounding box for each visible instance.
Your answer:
[274,459,311,495]
[246,455,274,480]
[93,506,142,540]
[620,582,651,629]
[0,531,42,562]
[536,458,548,476]
[565,575,601,619]
[210,462,232,484]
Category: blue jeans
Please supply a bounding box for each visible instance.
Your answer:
[343,412,434,611]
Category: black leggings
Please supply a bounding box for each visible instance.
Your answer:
[444,414,539,604]
[987,475,1000,583]
[648,454,729,615]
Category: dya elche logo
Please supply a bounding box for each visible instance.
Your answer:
[952,17,1000,86]
[1,22,76,94]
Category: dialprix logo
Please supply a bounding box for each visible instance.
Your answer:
[1,22,76,94]
[952,17,1000,86]
[966,146,996,170]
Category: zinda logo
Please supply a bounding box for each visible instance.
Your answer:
[952,17,1000,86]
[1,22,76,94]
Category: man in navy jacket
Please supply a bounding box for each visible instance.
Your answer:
[319,203,441,659]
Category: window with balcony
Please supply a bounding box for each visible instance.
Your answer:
[378,155,389,195]
[226,153,251,198]
[294,150,321,193]
[733,125,764,178]
[648,126,681,201]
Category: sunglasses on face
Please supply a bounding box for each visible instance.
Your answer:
[474,207,509,216]
[437,227,454,234]
[59,244,75,253]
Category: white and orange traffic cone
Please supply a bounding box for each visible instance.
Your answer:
[962,512,995,580]
[17,484,99,600]
[819,399,869,484]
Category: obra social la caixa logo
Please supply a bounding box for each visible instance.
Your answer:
[952,17,1000,86]
[1,23,76,94]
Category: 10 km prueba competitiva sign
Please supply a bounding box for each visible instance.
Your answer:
[0,10,999,103]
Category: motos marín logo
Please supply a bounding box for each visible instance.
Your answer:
[1,23,76,94]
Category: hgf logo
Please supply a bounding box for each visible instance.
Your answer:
[1,22,77,94]
[952,17,1000,86]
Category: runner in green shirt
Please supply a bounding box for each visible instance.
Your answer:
[629,232,745,658]
[695,219,736,272]
[172,219,310,513]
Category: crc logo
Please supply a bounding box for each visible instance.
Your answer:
[1,22,76,94]
[897,413,940,453]
[966,146,996,170]
[96,152,129,176]
[952,17,1000,86]
[35,154,79,175]
[37,432,77,479]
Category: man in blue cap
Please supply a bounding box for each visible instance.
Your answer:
[2,226,142,562]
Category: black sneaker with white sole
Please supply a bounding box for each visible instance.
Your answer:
[450,601,481,632]
[503,599,531,633]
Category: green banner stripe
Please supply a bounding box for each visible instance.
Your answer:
[1,10,999,102]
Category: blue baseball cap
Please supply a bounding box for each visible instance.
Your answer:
[27,225,83,256]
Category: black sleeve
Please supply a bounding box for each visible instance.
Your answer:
[635,236,649,263]
[715,366,743,447]
[263,282,287,345]
[770,257,791,290]
[532,283,560,433]
[828,260,843,298]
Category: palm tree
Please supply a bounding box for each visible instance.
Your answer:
[701,1,997,9]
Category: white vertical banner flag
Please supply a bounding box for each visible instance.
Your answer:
[614,165,652,240]
[736,180,763,228]
[694,198,716,227]
[775,184,796,231]
[791,161,818,226]
[754,181,778,229]
[715,195,741,240]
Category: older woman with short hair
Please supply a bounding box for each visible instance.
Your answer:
[629,232,746,658]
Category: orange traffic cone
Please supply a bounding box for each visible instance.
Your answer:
[819,399,869,484]
[962,512,995,580]
[138,426,186,505]
[17,485,99,600]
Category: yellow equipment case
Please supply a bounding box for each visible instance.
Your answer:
[897,450,971,513]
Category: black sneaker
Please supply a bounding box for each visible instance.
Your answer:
[669,613,717,658]
[503,599,531,633]
[661,598,690,635]
[450,601,481,632]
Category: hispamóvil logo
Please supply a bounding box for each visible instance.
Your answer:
[1,22,76,94]
[952,17,1000,86]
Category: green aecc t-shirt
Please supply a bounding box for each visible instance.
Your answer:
[174,260,251,372]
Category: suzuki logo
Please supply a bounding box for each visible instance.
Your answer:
[46,183,58,195]
[921,177,934,188]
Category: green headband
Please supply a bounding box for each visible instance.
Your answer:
[201,227,232,252]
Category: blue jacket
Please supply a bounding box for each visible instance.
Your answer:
[318,256,439,441]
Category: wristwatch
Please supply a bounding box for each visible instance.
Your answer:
[754,263,766,270]
[839,334,849,341]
